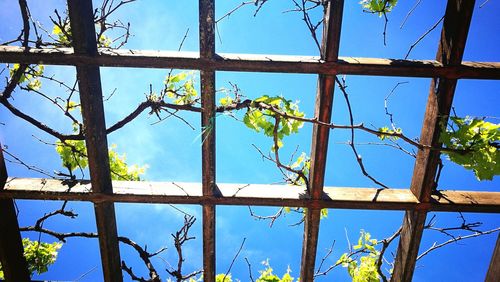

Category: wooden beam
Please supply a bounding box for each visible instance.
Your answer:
[0,199,31,281]
[485,233,500,282]
[0,147,30,281]
[1,178,500,213]
[199,0,216,281]
[300,210,322,279]
[301,0,344,280]
[391,1,475,281]
[1,46,500,79]
[66,1,122,281]
[309,0,343,201]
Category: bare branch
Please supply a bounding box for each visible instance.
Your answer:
[335,76,388,188]
[376,227,402,282]
[417,227,500,260]
[2,147,55,178]
[2,0,30,99]
[384,81,409,131]
[216,1,256,23]
[122,261,148,282]
[166,215,202,282]
[315,240,335,276]
[248,206,285,227]
[19,225,164,281]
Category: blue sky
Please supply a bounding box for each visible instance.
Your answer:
[1,0,499,281]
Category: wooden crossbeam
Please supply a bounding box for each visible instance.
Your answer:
[1,46,500,79]
[2,178,500,212]
[0,148,30,281]
[66,1,123,281]
[300,0,344,280]
[199,0,217,281]
[391,1,475,281]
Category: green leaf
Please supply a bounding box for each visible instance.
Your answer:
[52,24,63,35]
[360,0,398,15]
[98,34,112,47]
[339,230,381,282]
[291,153,305,169]
[55,141,147,180]
[378,126,402,141]
[164,71,198,105]
[320,208,328,219]
[244,109,268,132]
[108,144,148,181]
[440,117,499,180]
[27,79,42,90]
[55,140,88,171]
[255,95,270,103]
[281,266,294,282]
[216,274,232,282]
[244,95,305,159]
[67,101,79,112]
[22,238,62,276]
[9,64,45,91]
[219,96,233,106]
[364,232,371,242]
[256,259,292,282]
[347,260,358,277]
[52,23,72,45]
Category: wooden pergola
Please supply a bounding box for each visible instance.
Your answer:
[0,0,499,281]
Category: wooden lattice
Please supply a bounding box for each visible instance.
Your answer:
[0,0,499,281]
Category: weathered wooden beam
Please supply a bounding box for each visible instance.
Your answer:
[301,0,344,280]
[309,0,343,202]
[199,0,217,281]
[67,1,122,281]
[0,147,30,281]
[1,46,500,79]
[391,1,475,281]
[1,178,500,213]
[485,233,500,282]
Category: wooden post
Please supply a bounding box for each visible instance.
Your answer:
[200,0,217,281]
[300,0,344,280]
[67,1,123,280]
[391,1,475,281]
[485,233,500,282]
[0,144,31,281]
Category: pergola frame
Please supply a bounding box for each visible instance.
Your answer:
[0,0,499,281]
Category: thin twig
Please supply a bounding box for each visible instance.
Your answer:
[223,238,247,281]
[2,148,55,178]
[400,0,422,29]
[335,76,388,188]
[404,15,444,59]
[384,81,409,131]
[315,240,335,275]
[248,206,284,227]
[216,1,255,23]
[417,227,500,260]
[245,257,255,282]
[480,0,491,8]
